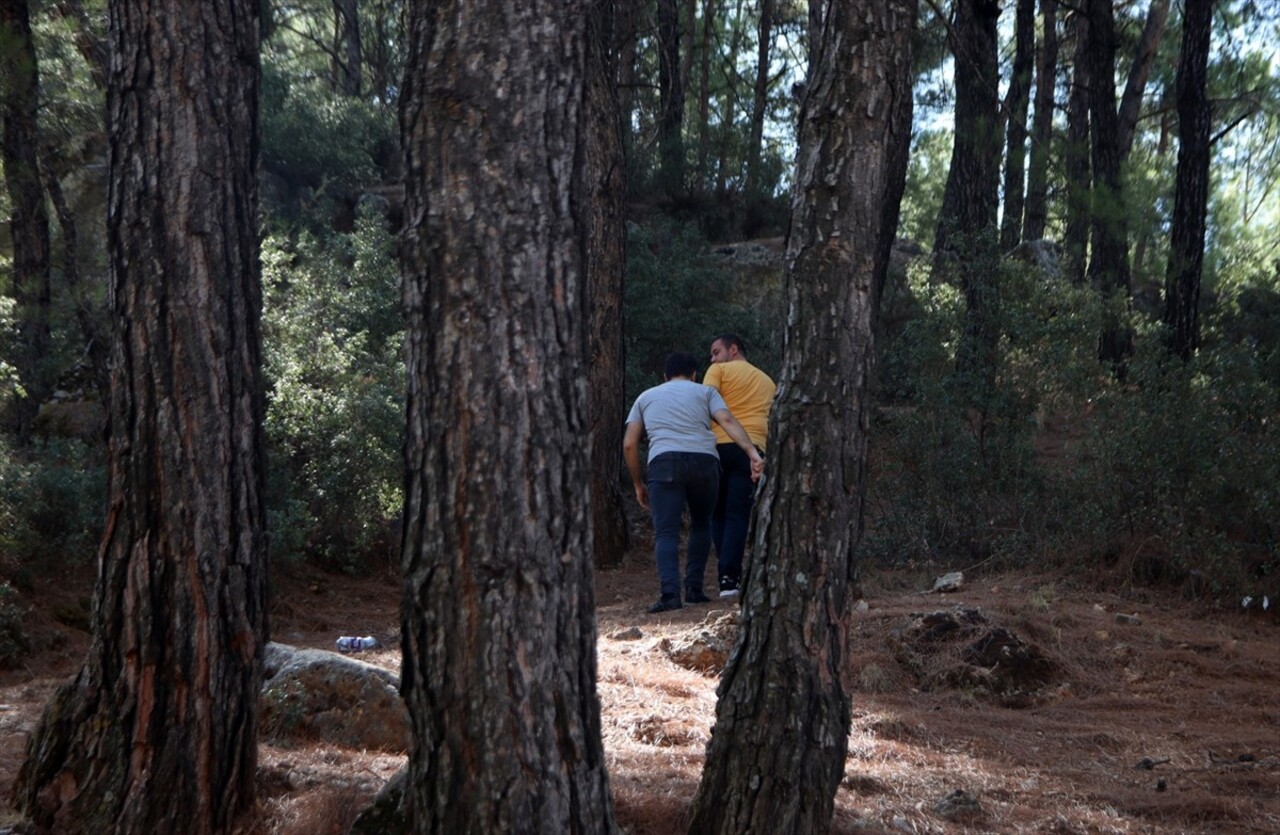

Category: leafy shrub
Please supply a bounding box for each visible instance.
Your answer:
[0,435,105,569]
[0,581,28,668]
[624,219,783,400]
[263,208,404,574]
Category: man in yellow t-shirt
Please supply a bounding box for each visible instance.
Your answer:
[704,333,776,596]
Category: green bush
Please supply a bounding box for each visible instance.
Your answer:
[263,208,404,574]
[624,219,783,400]
[0,435,105,569]
[0,581,29,668]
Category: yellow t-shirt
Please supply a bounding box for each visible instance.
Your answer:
[703,360,776,450]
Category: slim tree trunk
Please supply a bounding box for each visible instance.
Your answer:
[657,0,686,195]
[586,0,631,567]
[14,1,268,832]
[743,0,773,197]
[1117,0,1170,159]
[714,0,746,196]
[1086,0,1133,369]
[1163,0,1214,361]
[1000,0,1035,251]
[695,0,716,194]
[51,0,109,90]
[333,0,361,95]
[1064,7,1091,284]
[687,0,916,830]
[1,0,53,437]
[933,0,1001,390]
[1023,0,1057,241]
[399,2,617,832]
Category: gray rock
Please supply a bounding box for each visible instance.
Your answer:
[349,766,408,835]
[260,644,407,753]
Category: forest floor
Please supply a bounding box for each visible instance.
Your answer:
[1,553,1277,834]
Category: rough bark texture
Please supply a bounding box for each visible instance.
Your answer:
[13,1,268,832]
[398,2,617,833]
[1064,7,1091,284]
[1023,0,1057,241]
[686,0,916,831]
[1000,0,1036,251]
[333,0,362,95]
[1163,0,1214,361]
[585,0,631,568]
[1,0,53,436]
[1086,0,1133,369]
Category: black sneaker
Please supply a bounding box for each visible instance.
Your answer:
[719,576,739,597]
[685,589,711,604]
[647,594,683,613]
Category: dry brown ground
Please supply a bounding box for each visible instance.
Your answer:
[2,556,1277,834]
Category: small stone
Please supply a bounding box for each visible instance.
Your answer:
[932,571,964,593]
[610,626,644,641]
[1115,613,1141,626]
[855,600,870,613]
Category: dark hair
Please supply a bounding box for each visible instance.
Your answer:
[714,333,747,355]
[664,352,699,380]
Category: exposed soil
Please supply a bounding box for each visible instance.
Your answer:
[2,557,1277,834]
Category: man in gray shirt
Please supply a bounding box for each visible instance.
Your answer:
[623,352,764,613]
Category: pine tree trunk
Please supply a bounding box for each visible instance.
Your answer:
[687,0,916,830]
[1086,0,1133,369]
[1000,0,1036,251]
[333,0,362,96]
[1163,0,1214,360]
[1023,0,1057,241]
[399,2,617,832]
[657,0,686,195]
[14,1,268,832]
[586,0,631,568]
[1117,0,1170,159]
[1064,7,1091,284]
[0,0,53,437]
[743,0,773,198]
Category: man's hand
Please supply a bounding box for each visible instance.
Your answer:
[633,482,650,511]
[749,451,765,482]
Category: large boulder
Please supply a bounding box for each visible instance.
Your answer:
[260,642,408,752]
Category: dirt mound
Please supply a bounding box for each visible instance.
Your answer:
[888,607,1060,706]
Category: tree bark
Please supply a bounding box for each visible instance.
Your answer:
[333,0,362,96]
[1086,0,1133,370]
[51,0,109,90]
[1,0,53,437]
[13,1,268,832]
[1023,0,1057,241]
[585,0,631,568]
[1163,0,1214,361]
[398,1,617,832]
[657,0,686,195]
[714,0,746,197]
[1117,0,1170,159]
[687,0,916,830]
[1000,0,1036,251]
[1064,6,1091,284]
[932,0,1001,390]
[743,0,774,197]
[695,0,716,194]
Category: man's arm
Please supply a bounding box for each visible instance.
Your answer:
[712,408,765,481]
[622,420,650,509]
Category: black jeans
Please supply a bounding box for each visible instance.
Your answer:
[712,442,755,583]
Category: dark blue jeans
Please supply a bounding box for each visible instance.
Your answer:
[647,451,720,597]
[712,442,755,584]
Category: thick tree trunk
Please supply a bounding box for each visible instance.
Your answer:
[1064,7,1091,284]
[13,1,268,832]
[1023,0,1057,241]
[657,0,686,195]
[1163,0,1214,361]
[743,0,773,197]
[1000,0,1036,251]
[586,0,631,568]
[687,0,916,831]
[1086,0,1133,370]
[1,0,53,437]
[398,2,617,832]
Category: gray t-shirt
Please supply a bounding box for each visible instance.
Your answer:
[626,380,728,463]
